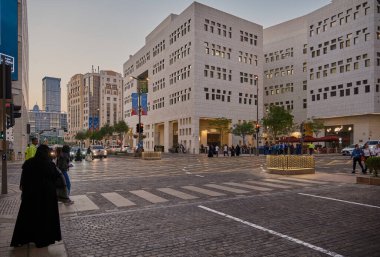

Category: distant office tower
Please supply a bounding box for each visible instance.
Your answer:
[42,76,61,112]
[66,70,122,142]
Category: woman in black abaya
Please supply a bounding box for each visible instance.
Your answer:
[11,144,62,248]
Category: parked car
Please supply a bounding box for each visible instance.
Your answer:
[364,140,380,151]
[106,145,121,153]
[122,145,133,153]
[90,145,107,159]
[341,144,362,156]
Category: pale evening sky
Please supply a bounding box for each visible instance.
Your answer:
[28,0,331,112]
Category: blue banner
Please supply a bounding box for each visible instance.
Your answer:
[93,117,99,129]
[89,117,93,128]
[141,93,148,115]
[131,93,138,116]
[0,0,18,80]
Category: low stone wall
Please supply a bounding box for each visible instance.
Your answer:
[266,155,315,175]
[142,151,162,160]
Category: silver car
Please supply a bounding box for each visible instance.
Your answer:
[90,145,107,159]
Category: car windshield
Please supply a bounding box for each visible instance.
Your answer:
[367,141,378,145]
[92,145,104,149]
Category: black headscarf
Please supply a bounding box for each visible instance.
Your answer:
[34,144,51,161]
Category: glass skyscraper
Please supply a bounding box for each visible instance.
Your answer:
[42,76,61,112]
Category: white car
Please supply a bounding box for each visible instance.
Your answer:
[341,144,362,156]
[364,140,380,151]
[90,145,107,158]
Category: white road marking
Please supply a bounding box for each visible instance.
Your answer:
[182,186,225,196]
[130,190,168,203]
[223,182,272,191]
[280,177,327,185]
[298,193,380,209]
[264,179,310,187]
[157,188,198,200]
[205,184,250,194]
[198,205,344,257]
[245,180,291,189]
[196,175,205,177]
[59,195,99,213]
[101,192,136,207]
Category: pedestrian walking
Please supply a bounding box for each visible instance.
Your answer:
[351,144,365,174]
[230,145,235,156]
[85,146,92,161]
[362,143,372,173]
[373,143,380,156]
[235,144,241,156]
[25,137,38,161]
[308,142,315,155]
[214,145,219,157]
[223,144,229,156]
[10,145,62,248]
[208,144,214,157]
[57,145,72,195]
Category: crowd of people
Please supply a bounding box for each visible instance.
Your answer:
[200,142,317,157]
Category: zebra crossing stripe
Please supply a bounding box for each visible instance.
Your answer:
[223,182,272,192]
[245,180,291,189]
[204,184,250,194]
[101,192,136,207]
[182,186,225,196]
[157,188,199,200]
[130,190,168,203]
[280,177,327,185]
[264,179,310,187]
[59,195,99,213]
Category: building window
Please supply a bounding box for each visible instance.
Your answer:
[365,59,370,67]
[365,85,370,93]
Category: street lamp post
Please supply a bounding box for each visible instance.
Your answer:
[130,76,147,153]
[254,75,259,156]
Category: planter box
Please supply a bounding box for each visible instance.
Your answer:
[267,155,315,175]
[356,176,380,186]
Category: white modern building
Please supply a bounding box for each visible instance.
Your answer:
[264,0,380,145]
[123,2,263,153]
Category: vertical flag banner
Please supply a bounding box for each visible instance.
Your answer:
[141,93,148,115]
[131,93,138,116]
[0,0,18,80]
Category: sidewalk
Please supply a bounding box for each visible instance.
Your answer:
[0,189,68,257]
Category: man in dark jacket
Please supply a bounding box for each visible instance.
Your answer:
[11,145,62,248]
[351,144,365,174]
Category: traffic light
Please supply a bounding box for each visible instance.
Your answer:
[136,123,140,133]
[0,64,12,99]
[0,131,4,140]
[255,124,260,133]
[6,104,21,129]
[140,123,144,133]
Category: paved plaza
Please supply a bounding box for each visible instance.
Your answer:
[1,154,379,256]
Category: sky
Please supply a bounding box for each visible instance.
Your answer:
[28,0,331,112]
